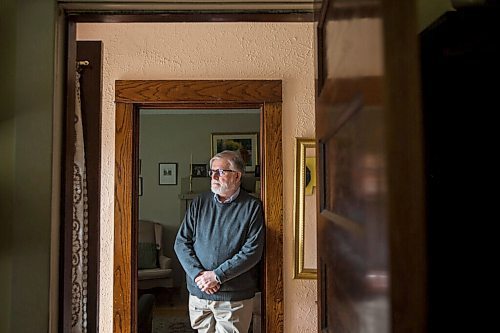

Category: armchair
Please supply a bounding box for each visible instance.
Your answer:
[138,220,174,290]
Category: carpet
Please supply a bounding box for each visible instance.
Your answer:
[152,315,195,333]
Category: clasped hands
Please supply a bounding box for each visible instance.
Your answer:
[195,271,220,295]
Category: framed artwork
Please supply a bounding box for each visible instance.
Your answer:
[293,138,317,279]
[191,163,208,177]
[305,157,316,196]
[159,163,178,185]
[211,132,259,172]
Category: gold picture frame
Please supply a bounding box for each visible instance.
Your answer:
[293,138,317,279]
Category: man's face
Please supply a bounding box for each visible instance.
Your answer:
[210,159,240,197]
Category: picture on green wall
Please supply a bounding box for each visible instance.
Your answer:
[159,163,178,185]
[191,164,208,177]
[211,132,258,172]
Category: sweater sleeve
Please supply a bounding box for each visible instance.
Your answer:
[174,200,205,282]
[213,201,265,284]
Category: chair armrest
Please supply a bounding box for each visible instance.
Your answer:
[159,255,172,269]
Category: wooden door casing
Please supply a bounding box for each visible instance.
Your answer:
[316,0,426,332]
[114,80,284,333]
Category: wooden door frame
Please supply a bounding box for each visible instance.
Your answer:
[114,80,283,333]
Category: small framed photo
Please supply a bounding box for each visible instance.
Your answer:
[159,163,178,185]
[191,164,208,177]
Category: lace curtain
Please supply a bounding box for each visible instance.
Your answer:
[72,71,89,333]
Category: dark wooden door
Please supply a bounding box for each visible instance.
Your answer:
[316,1,426,332]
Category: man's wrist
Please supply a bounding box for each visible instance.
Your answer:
[194,271,203,282]
[214,273,222,284]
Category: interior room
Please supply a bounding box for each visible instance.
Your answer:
[4,1,496,333]
[137,109,261,331]
[76,21,317,332]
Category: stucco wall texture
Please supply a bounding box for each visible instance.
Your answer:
[77,22,317,333]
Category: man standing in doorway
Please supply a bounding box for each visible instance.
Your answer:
[174,150,265,333]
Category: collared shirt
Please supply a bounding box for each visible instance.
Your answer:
[214,187,241,204]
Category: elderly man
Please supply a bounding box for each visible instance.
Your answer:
[174,150,264,333]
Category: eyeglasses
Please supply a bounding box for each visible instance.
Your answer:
[208,169,238,177]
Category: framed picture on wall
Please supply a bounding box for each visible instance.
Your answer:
[211,132,258,172]
[159,163,178,185]
[191,164,208,177]
[294,138,317,279]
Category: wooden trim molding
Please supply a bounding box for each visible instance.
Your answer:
[261,102,284,332]
[115,80,282,103]
[114,102,135,333]
[69,13,315,23]
[114,80,284,333]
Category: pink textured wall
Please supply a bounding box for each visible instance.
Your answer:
[77,22,316,333]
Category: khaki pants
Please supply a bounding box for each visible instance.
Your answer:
[188,294,254,333]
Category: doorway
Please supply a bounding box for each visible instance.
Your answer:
[65,12,316,333]
[114,80,283,333]
[137,107,261,331]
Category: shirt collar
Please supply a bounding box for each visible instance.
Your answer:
[214,187,241,204]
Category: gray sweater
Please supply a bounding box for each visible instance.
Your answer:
[174,190,264,301]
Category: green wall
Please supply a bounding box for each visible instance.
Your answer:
[139,111,260,288]
[0,0,56,332]
[418,0,454,31]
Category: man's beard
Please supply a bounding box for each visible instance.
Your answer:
[211,181,231,196]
